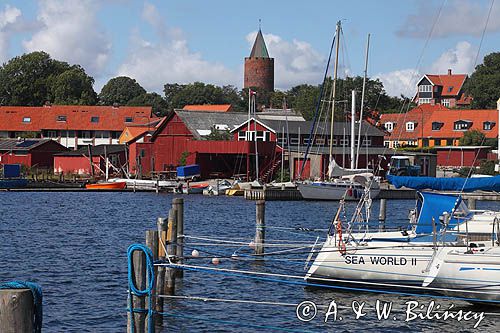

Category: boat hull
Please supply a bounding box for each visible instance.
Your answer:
[297,182,380,201]
[0,179,28,189]
[85,182,127,190]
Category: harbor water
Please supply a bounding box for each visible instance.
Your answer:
[1,192,499,332]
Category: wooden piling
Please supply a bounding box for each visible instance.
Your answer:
[173,198,184,278]
[165,209,177,295]
[0,289,34,333]
[155,217,168,327]
[127,250,146,333]
[255,200,265,257]
[378,198,387,231]
[145,230,159,332]
[468,197,476,210]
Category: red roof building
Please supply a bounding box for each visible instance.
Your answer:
[415,69,471,107]
[0,105,156,149]
[182,104,233,112]
[381,105,498,148]
[0,138,68,169]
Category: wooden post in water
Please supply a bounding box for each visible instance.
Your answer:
[255,200,265,257]
[127,250,146,333]
[378,198,387,231]
[468,197,476,210]
[155,217,168,328]
[145,230,159,332]
[0,289,34,333]
[165,209,177,295]
[173,198,184,278]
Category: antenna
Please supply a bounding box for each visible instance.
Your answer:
[259,19,261,30]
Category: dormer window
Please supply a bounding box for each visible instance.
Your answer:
[91,116,99,123]
[57,115,67,122]
[406,122,415,131]
[125,117,133,123]
[447,86,453,93]
[432,122,444,131]
[22,117,31,123]
[384,122,394,132]
[483,121,495,131]
[454,120,472,131]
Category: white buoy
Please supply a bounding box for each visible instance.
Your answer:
[249,241,255,249]
[231,253,238,259]
[191,249,200,258]
[212,257,220,265]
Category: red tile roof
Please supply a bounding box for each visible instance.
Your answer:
[182,104,233,112]
[380,105,498,140]
[425,73,467,96]
[0,105,156,132]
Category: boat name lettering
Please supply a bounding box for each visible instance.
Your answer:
[344,256,417,266]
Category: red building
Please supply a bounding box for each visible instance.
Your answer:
[0,105,157,149]
[0,139,68,169]
[54,145,126,176]
[435,146,490,168]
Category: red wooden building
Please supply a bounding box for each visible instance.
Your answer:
[435,146,491,168]
[0,139,68,169]
[54,145,127,176]
[130,111,279,180]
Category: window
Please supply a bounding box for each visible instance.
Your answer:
[362,138,372,146]
[418,98,431,105]
[246,131,255,141]
[57,115,67,122]
[441,99,450,107]
[329,138,337,146]
[483,121,495,131]
[422,138,429,147]
[384,122,394,131]
[61,130,75,137]
[140,149,145,158]
[340,138,349,146]
[315,137,325,145]
[432,122,443,131]
[303,137,311,145]
[446,139,454,146]
[418,85,432,93]
[95,131,109,139]
[278,137,287,145]
[290,137,299,145]
[447,86,453,93]
[91,116,99,123]
[47,130,57,138]
[125,117,133,123]
[454,120,471,131]
[80,131,92,139]
[406,122,415,131]
[23,117,31,123]
[238,131,246,141]
[434,139,441,146]
[111,131,121,139]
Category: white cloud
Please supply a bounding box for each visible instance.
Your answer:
[0,4,22,63]
[247,31,326,90]
[375,69,419,97]
[430,41,477,74]
[397,0,500,38]
[117,3,237,93]
[22,0,111,76]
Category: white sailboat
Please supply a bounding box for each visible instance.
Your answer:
[297,21,380,201]
[304,191,500,288]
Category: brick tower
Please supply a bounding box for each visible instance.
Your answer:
[244,29,274,92]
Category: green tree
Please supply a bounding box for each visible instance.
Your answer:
[99,76,146,105]
[465,52,500,109]
[51,66,97,105]
[127,92,168,116]
[0,51,72,106]
[205,126,232,140]
[288,84,321,120]
[459,129,486,146]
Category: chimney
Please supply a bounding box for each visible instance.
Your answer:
[447,69,452,75]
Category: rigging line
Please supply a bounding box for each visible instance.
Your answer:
[184,235,323,244]
[299,27,337,178]
[160,262,500,304]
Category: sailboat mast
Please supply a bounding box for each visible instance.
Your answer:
[351,90,356,169]
[356,33,370,168]
[328,21,342,167]
[253,95,259,181]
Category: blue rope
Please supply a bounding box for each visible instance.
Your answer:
[0,281,43,333]
[127,244,155,333]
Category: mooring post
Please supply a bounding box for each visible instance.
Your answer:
[468,197,476,210]
[155,217,168,328]
[378,198,387,231]
[165,209,177,295]
[145,230,159,332]
[127,250,146,333]
[0,289,34,332]
[255,200,266,257]
[173,198,184,278]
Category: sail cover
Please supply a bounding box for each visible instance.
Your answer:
[415,192,462,234]
[328,158,372,178]
[388,175,500,192]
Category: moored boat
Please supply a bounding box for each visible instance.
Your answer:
[85,181,127,190]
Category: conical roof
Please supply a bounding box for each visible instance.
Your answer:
[249,29,270,58]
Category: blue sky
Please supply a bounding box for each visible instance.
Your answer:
[1,0,499,97]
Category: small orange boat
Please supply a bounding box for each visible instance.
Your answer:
[85,181,127,190]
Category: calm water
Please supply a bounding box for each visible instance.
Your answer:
[0,192,499,332]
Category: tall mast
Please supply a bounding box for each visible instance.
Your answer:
[350,90,356,169]
[356,33,370,168]
[328,21,341,168]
